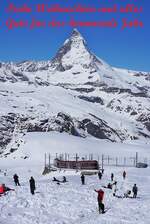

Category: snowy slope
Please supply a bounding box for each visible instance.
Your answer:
[0,134,150,224]
[1,166,150,224]
[0,132,149,168]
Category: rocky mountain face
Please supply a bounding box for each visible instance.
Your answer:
[0,29,150,154]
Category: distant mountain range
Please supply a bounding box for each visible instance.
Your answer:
[0,29,150,154]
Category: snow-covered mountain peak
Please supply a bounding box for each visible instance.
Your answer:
[50,29,97,72]
[68,28,86,45]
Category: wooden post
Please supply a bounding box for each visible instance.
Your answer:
[49,153,51,168]
[98,155,100,167]
[116,157,118,166]
[135,152,138,167]
[60,153,64,160]
[59,154,61,160]
[44,153,46,168]
[124,157,126,166]
[65,153,67,161]
[75,153,79,171]
[102,154,104,172]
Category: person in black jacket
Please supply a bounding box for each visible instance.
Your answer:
[98,171,102,180]
[62,176,67,183]
[132,184,138,198]
[81,174,85,185]
[13,174,20,186]
[29,177,36,195]
[123,171,126,180]
[111,173,114,182]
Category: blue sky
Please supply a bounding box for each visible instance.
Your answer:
[0,0,149,71]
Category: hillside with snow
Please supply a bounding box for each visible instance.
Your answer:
[0,134,150,224]
[0,28,150,223]
[0,28,150,155]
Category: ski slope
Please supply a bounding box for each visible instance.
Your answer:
[0,132,150,224]
[0,165,150,224]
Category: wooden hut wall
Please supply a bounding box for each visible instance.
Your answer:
[54,159,99,170]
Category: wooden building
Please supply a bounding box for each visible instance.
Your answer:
[54,158,99,170]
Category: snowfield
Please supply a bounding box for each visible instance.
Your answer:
[0,132,150,224]
[0,165,150,224]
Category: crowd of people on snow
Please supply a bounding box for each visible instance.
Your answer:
[0,168,139,214]
[0,173,36,196]
[78,170,138,214]
[52,169,138,214]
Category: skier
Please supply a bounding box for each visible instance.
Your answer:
[29,177,36,195]
[0,184,14,195]
[123,171,126,180]
[111,173,114,182]
[13,174,20,186]
[81,174,85,185]
[98,171,102,180]
[94,189,105,214]
[132,184,138,198]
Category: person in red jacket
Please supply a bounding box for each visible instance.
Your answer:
[0,184,14,196]
[0,185,4,194]
[94,189,105,214]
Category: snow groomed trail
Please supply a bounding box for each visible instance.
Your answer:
[0,166,150,224]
